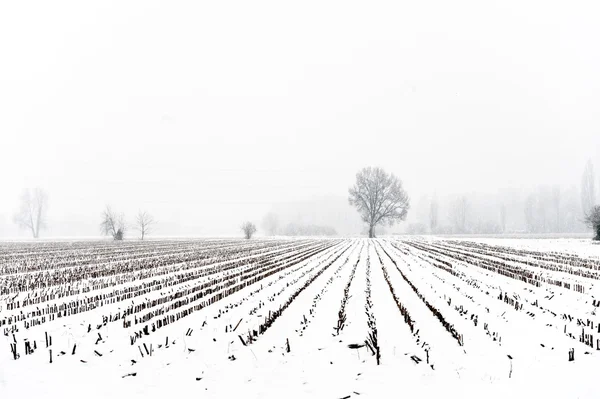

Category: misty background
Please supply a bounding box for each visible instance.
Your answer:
[1,0,599,238]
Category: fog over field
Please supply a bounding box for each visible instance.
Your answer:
[1,0,600,239]
[4,3,600,398]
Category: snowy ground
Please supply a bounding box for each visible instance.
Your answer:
[2,237,600,398]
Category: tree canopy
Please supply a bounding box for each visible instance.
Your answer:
[348,167,410,238]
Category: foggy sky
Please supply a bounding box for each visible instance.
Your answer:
[1,0,599,237]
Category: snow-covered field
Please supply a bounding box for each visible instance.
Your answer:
[2,237,600,399]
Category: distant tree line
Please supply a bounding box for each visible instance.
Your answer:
[281,223,337,236]
[8,190,159,240]
[260,212,337,237]
[7,160,599,241]
[409,158,600,240]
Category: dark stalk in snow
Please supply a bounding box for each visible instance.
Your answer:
[364,244,380,365]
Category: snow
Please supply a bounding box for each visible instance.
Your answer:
[2,237,600,398]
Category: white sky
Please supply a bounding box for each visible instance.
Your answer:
[1,0,599,236]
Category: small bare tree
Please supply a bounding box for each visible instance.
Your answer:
[241,221,257,239]
[13,188,48,238]
[100,206,126,240]
[135,211,155,240]
[584,205,600,241]
[348,167,410,238]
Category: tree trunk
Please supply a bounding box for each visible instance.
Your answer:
[369,225,374,238]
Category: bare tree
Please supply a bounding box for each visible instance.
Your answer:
[429,196,439,234]
[582,160,596,216]
[499,203,507,233]
[135,211,155,240]
[261,212,279,236]
[13,188,48,238]
[100,206,126,240]
[584,205,600,241]
[241,221,257,239]
[450,196,469,233]
[348,167,410,238]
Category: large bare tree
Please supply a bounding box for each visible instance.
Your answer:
[348,167,410,238]
[241,221,257,239]
[13,188,48,238]
[100,206,126,240]
[582,160,596,216]
[135,211,155,240]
